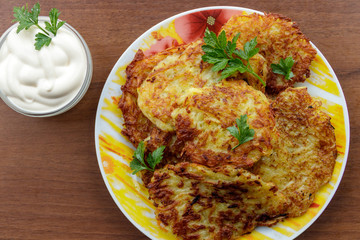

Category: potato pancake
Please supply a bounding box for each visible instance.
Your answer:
[119,45,187,152]
[137,39,221,132]
[137,39,275,168]
[171,79,274,168]
[221,13,317,94]
[251,87,337,217]
[119,46,190,185]
[148,162,290,240]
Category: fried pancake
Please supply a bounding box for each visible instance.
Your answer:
[221,13,317,94]
[137,39,275,168]
[119,45,187,152]
[148,162,289,240]
[171,80,274,168]
[119,46,188,185]
[137,39,221,132]
[251,87,337,217]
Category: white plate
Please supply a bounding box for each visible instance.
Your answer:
[95,6,350,240]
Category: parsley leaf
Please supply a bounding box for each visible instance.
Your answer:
[12,3,65,50]
[221,58,247,79]
[129,158,149,175]
[13,3,40,33]
[34,32,52,50]
[235,37,259,61]
[45,8,65,36]
[147,145,166,170]
[271,57,295,80]
[202,28,266,86]
[130,141,166,174]
[227,115,255,150]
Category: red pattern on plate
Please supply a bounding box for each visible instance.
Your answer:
[144,9,242,56]
[174,9,242,43]
[144,36,179,56]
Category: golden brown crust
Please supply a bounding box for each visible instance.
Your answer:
[119,50,161,148]
[119,46,187,151]
[118,46,188,185]
[148,162,289,240]
[221,13,317,94]
[251,87,337,217]
[137,40,275,169]
[172,80,274,169]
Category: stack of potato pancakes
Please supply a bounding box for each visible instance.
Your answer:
[119,13,337,240]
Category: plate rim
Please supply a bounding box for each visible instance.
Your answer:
[94,5,350,240]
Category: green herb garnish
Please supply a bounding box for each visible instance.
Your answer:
[271,57,295,80]
[13,3,65,50]
[227,115,255,150]
[130,141,166,174]
[202,28,266,86]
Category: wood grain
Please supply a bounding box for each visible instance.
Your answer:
[0,0,359,239]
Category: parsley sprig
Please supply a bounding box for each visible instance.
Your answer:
[227,115,255,150]
[130,141,166,174]
[13,3,65,50]
[202,28,266,86]
[271,57,295,80]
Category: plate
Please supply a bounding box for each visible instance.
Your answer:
[95,6,350,240]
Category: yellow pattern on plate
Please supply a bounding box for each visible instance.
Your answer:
[307,55,340,96]
[240,230,274,240]
[99,133,177,239]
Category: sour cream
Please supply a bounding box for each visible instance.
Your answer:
[0,18,90,116]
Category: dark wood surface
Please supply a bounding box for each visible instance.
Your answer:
[0,0,359,239]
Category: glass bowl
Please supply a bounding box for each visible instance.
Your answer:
[0,17,93,117]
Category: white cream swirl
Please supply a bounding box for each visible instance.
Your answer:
[0,20,87,113]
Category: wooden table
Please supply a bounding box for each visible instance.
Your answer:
[0,0,358,239]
